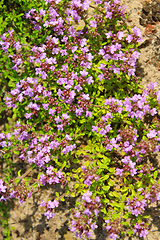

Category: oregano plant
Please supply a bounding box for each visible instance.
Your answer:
[0,0,160,239]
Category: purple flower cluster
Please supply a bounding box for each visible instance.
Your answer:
[0,132,12,148]
[81,165,99,186]
[144,182,160,203]
[105,219,122,240]
[0,179,7,194]
[126,197,147,217]
[40,199,59,219]
[1,122,76,168]
[116,155,137,176]
[39,166,67,186]
[70,191,101,238]
[0,178,33,203]
[0,30,23,71]
[133,222,148,238]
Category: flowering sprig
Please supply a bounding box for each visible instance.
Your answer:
[40,199,59,219]
[70,191,101,239]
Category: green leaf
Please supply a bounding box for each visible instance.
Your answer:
[72,158,79,163]
[122,221,129,227]
[121,187,129,194]
[143,215,150,218]
[65,190,70,195]
[98,85,104,91]
[108,168,115,173]
[70,192,75,197]
[101,208,107,214]
[32,183,38,188]
[14,179,20,184]
[23,177,30,182]
[123,214,130,219]
[55,192,60,197]
[124,178,127,184]
[18,170,21,177]
[84,161,90,167]
[128,230,134,237]
[110,201,121,209]
[109,192,120,198]
[102,185,110,192]
[122,193,128,201]
[103,198,109,203]
[37,172,43,180]
[154,170,158,179]
[112,212,121,220]
[108,180,115,187]
[100,174,109,181]
[61,197,65,202]
[75,183,80,189]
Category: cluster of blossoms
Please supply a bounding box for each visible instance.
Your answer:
[126,197,147,217]
[40,199,59,219]
[0,179,7,195]
[140,182,160,203]
[0,132,12,148]
[105,218,148,239]
[26,0,91,32]
[133,222,149,238]
[0,120,76,168]
[0,30,23,71]
[0,178,33,203]
[105,219,123,240]
[39,165,67,186]
[81,164,99,186]
[70,190,101,238]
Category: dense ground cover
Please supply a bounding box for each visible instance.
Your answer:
[0,0,160,239]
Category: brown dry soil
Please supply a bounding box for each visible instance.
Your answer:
[1,0,160,239]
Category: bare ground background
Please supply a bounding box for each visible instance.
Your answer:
[1,0,160,239]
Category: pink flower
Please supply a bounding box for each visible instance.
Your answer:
[99,48,105,55]
[82,190,92,203]
[83,208,92,216]
[109,233,119,240]
[86,111,92,117]
[133,26,142,37]
[0,179,7,193]
[116,168,123,176]
[90,20,97,28]
[44,210,55,219]
[150,108,157,116]
[49,108,56,116]
[126,34,133,43]
[62,113,69,119]
[139,229,148,238]
[157,90,160,104]
[25,113,32,119]
[47,199,59,209]
[74,211,81,218]
[70,90,76,99]
[106,11,112,19]
[117,31,124,40]
[65,134,72,140]
[40,200,46,207]
[82,93,90,100]
[147,129,157,139]
[109,45,117,54]
[57,124,63,131]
